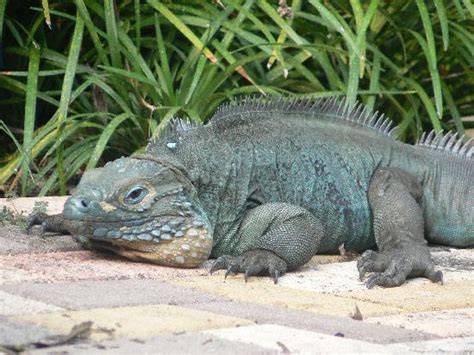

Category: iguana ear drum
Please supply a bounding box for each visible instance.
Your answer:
[109,227,212,267]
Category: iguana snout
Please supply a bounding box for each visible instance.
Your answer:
[63,157,212,267]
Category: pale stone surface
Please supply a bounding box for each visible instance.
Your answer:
[280,260,367,293]
[366,308,474,337]
[204,324,391,353]
[0,266,38,285]
[0,316,61,347]
[1,280,438,344]
[14,305,253,341]
[0,290,63,316]
[0,224,82,255]
[28,333,270,354]
[338,280,474,313]
[390,336,474,353]
[0,251,206,283]
[0,196,68,215]
[170,275,403,317]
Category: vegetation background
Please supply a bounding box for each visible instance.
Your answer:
[0,0,473,197]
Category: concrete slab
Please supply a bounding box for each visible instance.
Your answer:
[431,247,474,281]
[0,290,63,316]
[0,279,220,310]
[0,265,38,285]
[0,279,439,344]
[0,251,205,283]
[280,260,367,293]
[366,308,474,337]
[390,336,474,353]
[14,304,252,342]
[0,196,68,216]
[0,316,61,348]
[204,324,391,353]
[170,275,403,317]
[338,280,474,313]
[28,332,271,354]
[0,224,82,255]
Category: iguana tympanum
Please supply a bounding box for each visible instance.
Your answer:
[28,98,473,288]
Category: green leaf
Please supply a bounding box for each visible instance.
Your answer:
[366,51,381,111]
[21,45,41,195]
[41,0,51,29]
[147,0,218,64]
[415,0,443,118]
[86,113,133,170]
[56,11,84,195]
[0,0,6,43]
[434,0,449,51]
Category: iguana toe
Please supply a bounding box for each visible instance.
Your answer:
[360,246,443,288]
[209,255,236,274]
[357,250,388,281]
[210,249,287,283]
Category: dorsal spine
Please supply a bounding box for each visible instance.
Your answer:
[211,96,398,139]
[417,131,473,158]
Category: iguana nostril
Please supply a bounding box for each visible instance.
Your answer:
[73,196,91,213]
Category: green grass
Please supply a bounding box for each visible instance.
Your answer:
[0,0,473,196]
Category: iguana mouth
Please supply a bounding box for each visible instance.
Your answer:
[82,215,206,243]
[85,226,212,268]
[75,215,213,267]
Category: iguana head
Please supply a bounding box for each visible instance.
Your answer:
[62,156,212,267]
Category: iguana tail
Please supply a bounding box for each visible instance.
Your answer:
[417,131,473,247]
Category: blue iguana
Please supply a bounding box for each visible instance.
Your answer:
[28,98,473,288]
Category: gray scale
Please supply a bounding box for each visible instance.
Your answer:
[161,233,172,240]
[107,230,121,239]
[137,233,152,241]
[93,228,109,238]
[122,234,136,241]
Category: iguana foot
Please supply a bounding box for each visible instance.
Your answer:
[27,212,72,235]
[357,247,443,288]
[210,249,287,284]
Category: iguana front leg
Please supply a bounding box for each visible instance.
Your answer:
[210,203,324,283]
[27,212,73,235]
[358,168,443,288]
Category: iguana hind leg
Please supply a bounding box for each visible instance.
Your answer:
[210,203,324,283]
[358,168,443,288]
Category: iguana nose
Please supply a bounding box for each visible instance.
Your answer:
[72,196,91,212]
[64,195,91,219]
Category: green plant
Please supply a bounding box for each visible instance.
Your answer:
[0,0,473,196]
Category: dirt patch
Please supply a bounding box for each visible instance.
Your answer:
[0,224,83,255]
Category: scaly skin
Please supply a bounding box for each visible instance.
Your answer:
[28,98,474,287]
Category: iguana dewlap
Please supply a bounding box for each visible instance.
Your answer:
[28,98,473,287]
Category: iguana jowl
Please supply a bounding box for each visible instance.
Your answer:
[28,98,474,288]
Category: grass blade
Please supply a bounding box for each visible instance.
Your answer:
[441,80,464,134]
[434,0,449,51]
[41,0,51,29]
[366,51,381,111]
[56,11,84,195]
[0,0,6,50]
[21,44,40,195]
[75,0,109,65]
[148,0,217,64]
[415,0,443,118]
[85,113,132,170]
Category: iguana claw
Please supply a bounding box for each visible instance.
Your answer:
[209,249,287,284]
[357,248,444,288]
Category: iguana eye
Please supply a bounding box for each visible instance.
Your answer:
[124,186,148,205]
